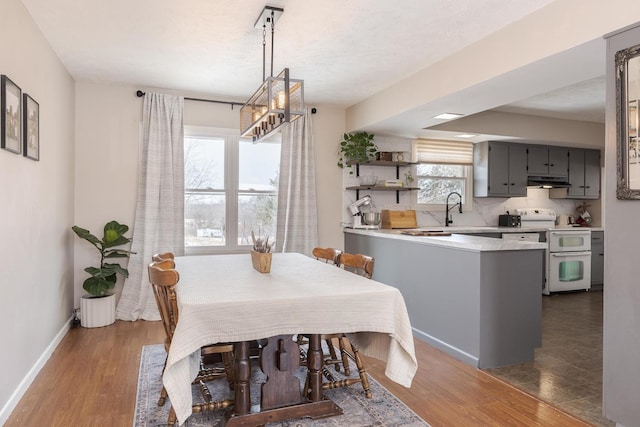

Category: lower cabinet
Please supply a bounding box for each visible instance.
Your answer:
[591,231,604,285]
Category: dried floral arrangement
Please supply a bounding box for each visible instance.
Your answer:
[251,230,272,253]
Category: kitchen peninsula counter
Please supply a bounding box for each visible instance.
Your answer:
[344,228,547,251]
[344,228,545,369]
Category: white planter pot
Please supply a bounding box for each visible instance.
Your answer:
[80,294,116,328]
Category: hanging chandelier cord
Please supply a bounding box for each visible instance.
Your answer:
[262,22,266,82]
[270,10,275,78]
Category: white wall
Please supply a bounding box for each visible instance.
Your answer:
[74,82,347,302]
[74,82,141,305]
[0,0,75,420]
[603,25,640,427]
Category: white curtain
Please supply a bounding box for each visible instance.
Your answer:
[116,93,184,321]
[276,109,318,255]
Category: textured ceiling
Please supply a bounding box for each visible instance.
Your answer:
[494,76,605,123]
[19,0,559,107]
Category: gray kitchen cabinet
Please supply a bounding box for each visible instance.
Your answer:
[527,145,569,177]
[591,231,604,285]
[551,148,601,199]
[474,141,527,197]
[566,149,601,199]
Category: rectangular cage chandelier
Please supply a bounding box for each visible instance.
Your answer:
[240,6,305,142]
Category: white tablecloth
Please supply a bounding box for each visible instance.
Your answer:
[163,252,417,425]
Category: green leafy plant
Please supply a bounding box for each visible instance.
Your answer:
[337,131,377,174]
[72,220,136,297]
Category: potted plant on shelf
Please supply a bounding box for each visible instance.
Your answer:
[337,131,377,174]
[72,220,135,328]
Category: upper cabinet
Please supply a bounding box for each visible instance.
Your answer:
[527,145,569,177]
[474,141,527,197]
[550,148,601,199]
[476,142,601,199]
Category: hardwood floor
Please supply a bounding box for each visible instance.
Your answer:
[5,320,590,427]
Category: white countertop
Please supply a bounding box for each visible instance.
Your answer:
[344,225,603,252]
[345,228,548,252]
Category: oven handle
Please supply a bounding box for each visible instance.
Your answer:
[550,251,591,257]
[549,231,591,236]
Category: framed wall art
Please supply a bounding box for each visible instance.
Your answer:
[23,94,39,160]
[1,75,22,154]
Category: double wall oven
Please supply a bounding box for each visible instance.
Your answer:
[517,208,591,295]
[546,229,591,294]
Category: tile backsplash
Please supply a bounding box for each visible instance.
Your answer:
[415,188,592,228]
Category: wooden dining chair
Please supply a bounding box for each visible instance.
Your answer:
[338,252,375,278]
[148,260,235,425]
[329,252,374,396]
[152,252,175,263]
[312,247,342,265]
[302,251,374,399]
[300,248,344,369]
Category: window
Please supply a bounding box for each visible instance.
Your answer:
[412,139,473,209]
[184,127,280,254]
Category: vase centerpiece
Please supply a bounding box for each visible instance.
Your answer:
[250,231,272,273]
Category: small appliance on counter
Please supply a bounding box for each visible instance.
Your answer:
[347,195,381,229]
[498,213,521,227]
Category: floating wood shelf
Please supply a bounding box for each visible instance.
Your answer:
[346,186,419,203]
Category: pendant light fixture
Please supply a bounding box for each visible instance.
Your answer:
[240,6,305,142]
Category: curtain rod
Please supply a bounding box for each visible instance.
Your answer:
[135,90,316,113]
[136,90,244,109]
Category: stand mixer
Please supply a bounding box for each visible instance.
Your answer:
[348,195,381,229]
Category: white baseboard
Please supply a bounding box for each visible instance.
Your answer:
[0,316,72,425]
[412,326,479,368]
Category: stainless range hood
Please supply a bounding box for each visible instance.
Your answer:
[527,175,572,188]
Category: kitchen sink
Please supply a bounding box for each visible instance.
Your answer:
[400,229,452,236]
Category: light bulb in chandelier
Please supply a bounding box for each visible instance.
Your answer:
[276,91,286,109]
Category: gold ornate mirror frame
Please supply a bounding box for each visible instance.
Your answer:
[616,43,640,199]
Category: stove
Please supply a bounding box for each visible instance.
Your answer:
[516,208,557,228]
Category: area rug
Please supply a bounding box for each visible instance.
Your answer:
[134,344,428,426]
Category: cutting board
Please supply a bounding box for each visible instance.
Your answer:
[381,210,417,229]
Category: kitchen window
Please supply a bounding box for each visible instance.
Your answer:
[184,126,280,254]
[412,139,473,209]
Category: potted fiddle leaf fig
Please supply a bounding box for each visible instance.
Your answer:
[72,220,135,327]
[337,131,377,174]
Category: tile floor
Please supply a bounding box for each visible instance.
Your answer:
[486,289,614,427]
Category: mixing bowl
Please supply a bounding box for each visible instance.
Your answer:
[361,212,381,225]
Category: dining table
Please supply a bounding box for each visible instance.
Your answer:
[163,252,418,426]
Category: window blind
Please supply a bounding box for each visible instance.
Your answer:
[413,139,473,165]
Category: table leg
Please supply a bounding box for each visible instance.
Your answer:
[233,341,251,416]
[224,335,342,427]
[307,334,323,402]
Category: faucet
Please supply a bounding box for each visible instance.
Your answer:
[445,191,463,226]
